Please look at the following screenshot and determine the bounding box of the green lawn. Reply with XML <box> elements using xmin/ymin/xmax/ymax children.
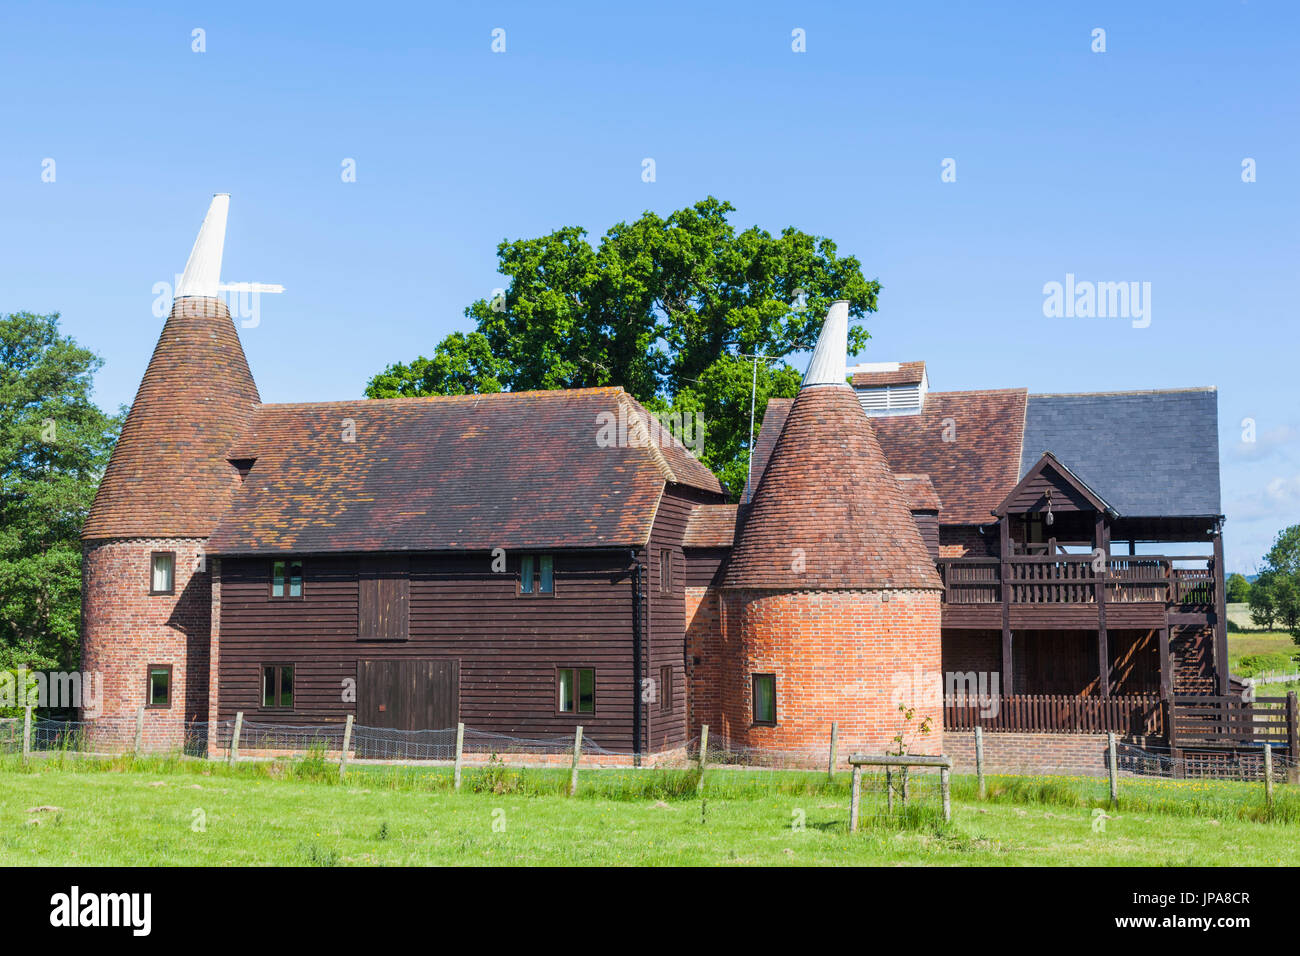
<box><xmin>1</xmin><ymin>756</ymin><xmax>1297</xmax><ymax>866</ymax></box>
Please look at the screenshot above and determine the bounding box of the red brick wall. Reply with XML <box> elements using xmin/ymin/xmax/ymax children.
<box><xmin>684</xmin><ymin>586</ymin><xmax>721</xmax><ymax>739</ymax></box>
<box><xmin>717</xmin><ymin>588</ymin><xmax>943</xmax><ymax>756</ymax></box>
<box><xmin>81</xmin><ymin>537</ymin><xmax>210</xmax><ymax>747</ymax></box>
<box><xmin>944</xmin><ymin>730</ymin><xmax>1159</xmax><ymax>776</ymax></box>
<box><xmin>939</xmin><ymin>524</ymin><xmax>997</xmax><ymax>559</ymax></box>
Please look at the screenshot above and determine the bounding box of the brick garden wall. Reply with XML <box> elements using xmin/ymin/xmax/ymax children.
<box><xmin>945</xmin><ymin>730</ymin><xmax>1144</xmax><ymax>776</ymax></box>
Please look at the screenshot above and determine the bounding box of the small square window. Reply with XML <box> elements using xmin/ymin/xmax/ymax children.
<box><xmin>147</xmin><ymin>665</ymin><xmax>171</xmax><ymax>708</ymax></box>
<box><xmin>271</xmin><ymin>560</ymin><xmax>303</xmax><ymax>599</ymax></box>
<box><xmin>557</xmin><ymin>667</ymin><xmax>595</xmax><ymax>714</ymax></box>
<box><xmin>150</xmin><ymin>552</ymin><xmax>175</xmax><ymax>595</ymax></box>
<box><xmin>752</xmin><ymin>673</ymin><xmax>776</xmax><ymax>726</ymax></box>
<box><xmin>262</xmin><ymin>664</ymin><xmax>295</xmax><ymax>709</ymax></box>
<box><xmin>659</xmin><ymin>664</ymin><xmax>672</xmax><ymax>713</ymax></box>
<box><xmin>520</xmin><ymin>554</ymin><xmax>555</xmax><ymax>595</ymax></box>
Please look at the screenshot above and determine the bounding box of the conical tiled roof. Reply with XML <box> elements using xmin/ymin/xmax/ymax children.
<box><xmin>82</xmin><ymin>296</ymin><xmax>261</xmax><ymax>539</ymax></box>
<box><xmin>722</xmin><ymin>304</ymin><xmax>941</xmax><ymax>590</ymax></box>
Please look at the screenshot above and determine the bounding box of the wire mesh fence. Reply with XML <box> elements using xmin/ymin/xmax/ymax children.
<box><xmin>1</xmin><ymin>715</ymin><xmax>1296</xmax><ymax>787</ymax></box>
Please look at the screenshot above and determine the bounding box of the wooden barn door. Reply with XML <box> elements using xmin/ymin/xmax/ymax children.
<box><xmin>356</xmin><ymin>660</ymin><xmax>459</xmax><ymax>756</ymax></box>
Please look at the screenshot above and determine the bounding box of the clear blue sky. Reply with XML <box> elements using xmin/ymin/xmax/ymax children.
<box><xmin>3</xmin><ymin>0</ymin><xmax>1296</xmax><ymax>572</ymax></box>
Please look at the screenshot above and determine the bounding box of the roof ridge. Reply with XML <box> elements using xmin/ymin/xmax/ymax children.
<box><xmin>258</xmin><ymin>386</ymin><xmax>628</xmax><ymax>410</ymax></box>
<box><xmin>1029</xmin><ymin>387</ymin><xmax>1216</xmax><ymax>398</ymax></box>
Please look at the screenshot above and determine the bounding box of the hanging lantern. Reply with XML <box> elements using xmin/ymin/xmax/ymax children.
<box><xmin>1044</xmin><ymin>490</ymin><xmax>1054</xmax><ymax>527</ymax></box>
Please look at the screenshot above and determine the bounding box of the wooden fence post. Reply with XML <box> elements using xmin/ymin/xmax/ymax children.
<box><xmin>848</xmin><ymin>764</ymin><xmax>862</xmax><ymax>833</ymax></box>
<box><xmin>569</xmin><ymin>725</ymin><xmax>583</xmax><ymax>797</ymax></box>
<box><xmin>1263</xmin><ymin>743</ymin><xmax>1274</xmax><ymax>809</ymax></box>
<box><xmin>885</xmin><ymin>769</ymin><xmax>893</xmax><ymax>812</ymax></box>
<box><xmin>1287</xmin><ymin>692</ymin><xmax>1299</xmax><ymax>786</ymax></box>
<box><xmin>827</xmin><ymin>721</ymin><xmax>838</xmax><ymax>781</ymax></box>
<box><xmin>696</xmin><ymin>724</ymin><xmax>709</xmax><ymax>794</ymax></box>
<box><xmin>339</xmin><ymin>715</ymin><xmax>354</xmax><ymax>781</ymax></box>
<box><xmin>453</xmin><ymin>722</ymin><xmax>465</xmax><ymax>791</ymax></box>
<box><xmin>974</xmin><ymin>726</ymin><xmax>986</xmax><ymax>799</ymax></box>
<box><xmin>940</xmin><ymin>764</ymin><xmax>951</xmax><ymax>823</ymax></box>
<box><xmin>22</xmin><ymin>706</ymin><xmax>32</xmax><ymax>760</ymax></box>
<box><xmin>229</xmin><ymin>711</ymin><xmax>243</xmax><ymax>766</ymax></box>
<box><xmin>1108</xmin><ymin>732</ymin><xmax>1119</xmax><ymax>808</ymax></box>
<box><xmin>134</xmin><ymin>705</ymin><xmax>145</xmax><ymax>755</ymax></box>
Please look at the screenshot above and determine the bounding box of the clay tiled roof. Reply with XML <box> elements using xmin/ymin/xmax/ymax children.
<box><xmin>872</xmin><ymin>389</ymin><xmax>1026</xmax><ymax>524</ymax></box>
<box><xmin>683</xmin><ymin>504</ymin><xmax>739</xmax><ymax>548</ymax></box>
<box><xmin>83</xmin><ymin>298</ymin><xmax>261</xmax><ymax>539</ymax></box>
<box><xmin>895</xmin><ymin>473</ymin><xmax>941</xmax><ymax>512</ymax></box>
<box><xmin>206</xmin><ymin>388</ymin><xmax>721</xmax><ymax>554</ymax></box>
<box><xmin>850</xmin><ymin>361</ymin><xmax>926</xmax><ymax>388</ymax></box>
<box><xmin>749</xmin><ymin>388</ymin><xmax>1026</xmax><ymax>525</ymax></box>
<box><xmin>722</xmin><ymin>385</ymin><xmax>941</xmax><ymax>590</ymax></box>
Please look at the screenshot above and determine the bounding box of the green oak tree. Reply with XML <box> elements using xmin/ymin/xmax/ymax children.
<box><xmin>366</xmin><ymin>197</ymin><xmax>878</xmax><ymax>497</ymax></box>
<box><xmin>0</xmin><ymin>312</ymin><xmax>121</xmax><ymax>670</ymax></box>
<box><xmin>1248</xmin><ymin>525</ymin><xmax>1300</xmax><ymax>641</ymax></box>
<box><xmin>1225</xmin><ymin>572</ymin><xmax>1251</xmax><ymax>604</ymax></box>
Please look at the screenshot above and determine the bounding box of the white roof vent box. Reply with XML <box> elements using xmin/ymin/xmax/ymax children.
<box><xmin>847</xmin><ymin>360</ymin><xmax>928</xmax><ymax>417</ymax></box>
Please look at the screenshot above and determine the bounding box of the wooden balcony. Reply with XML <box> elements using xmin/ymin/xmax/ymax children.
<box><xmin>937</xmin><ymin>554</ymin><xmax>1216</xmax><ymax>608</ymax></box>
<box><xmin>944</xmin><ymin>693</ymin><xmax>1164</xmax><ymax>736</ymax></box>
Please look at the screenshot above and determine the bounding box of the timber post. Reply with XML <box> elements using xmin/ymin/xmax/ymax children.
<box><xmin>974</xmin><ymin>726</ymin><xmax>986</xmax><ymax>799</ymax></box>
<box><xmin>696</xmin><ymin>724</ymin><xmax>709</xmax><ymax>794</ymax></box>
<box><xmin>230</xmin><ymin>711</ymin><xmax>243</xmax><ymax>766</ymax></box>
<box><xmin>827</xmin><ymin>721</ymin><xmax>838</xmax><ymax>781</ymax></box>
<box><xmin>569</xmin><ymin>725</ymin><xmax>583</xmax><ymax>797</ymax></box>
<box><xmin>339</xmin><ymin>714</ymin><xmax>354</xmax><ymax>780</ymax></box>
<box><xmin>1287</xmin><ymin>692</ymin><xmax>1299</xmax><ymax>786</ymax></box>
<box><xmin>453</xmin><ymin>721</ymin><xmax>465</xmax><ymax>790</ymax></box>
<box><xmin>1107</xmin><ymin>732</ymin><xmax>1119</xmax><ymax>807</ymax></box>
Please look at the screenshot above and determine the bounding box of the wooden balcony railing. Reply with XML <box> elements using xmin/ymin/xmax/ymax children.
<box><xmin>944</xmin><ymin>693</ymin><xmax>1164</xmax><ymax>736</ymax></box>
<box><xmin>937</xmin><ymin>555</ymin><xmax>1216</xmax><ymax>607</ymax></box>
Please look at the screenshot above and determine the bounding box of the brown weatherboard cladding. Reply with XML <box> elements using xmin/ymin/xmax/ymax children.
<box><xmin>207</xmin><ymin>387</ymin><xmax>720</xmax><ymax>555</ymax></box>
<box><xmin>83</xmin><ymin>298</ymin><xmax>261</xmax><ymax>540</ymax></box>
<box><xmin>723</xmin><ymin>385</ymin><xmax>941</xmax><ymax>591</ymax></box>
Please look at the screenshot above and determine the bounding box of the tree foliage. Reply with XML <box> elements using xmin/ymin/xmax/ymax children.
<box><xmin>366</xmin><ymin>197</ymin><xmax>878</xmax><ymax>497</ymax></box>
<box><xmin>1248</xmin><ymin>525</ymin><xmax>1300</xmax><ymax>641</ymax></box>
<box><xmin>0</xmin><ymin>313</ymin><xmax>121</xmax><ymax>670</ymax></box>
<box><xmin>1225</xmin><ymin>572</ymin><xmax>1251</xmax><ymax>604</ymax></box>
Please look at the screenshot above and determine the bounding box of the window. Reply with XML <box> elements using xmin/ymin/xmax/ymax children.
<box><xmin>557</xmin><ymin>667</ymin><xmax>595</xmax><ymax>714</ymax></box>
<box><xmin>147</xmin><ymin>665</ymin><xmax>171</xmax><ymax>708</ymax></box>
<box><xmin>659</xmin><ymin>664</ymin><xmax>672</xmax><ymax>713</ymax></box>
<box><xmin>271</xmin><ymin>559</ymin><xmax>304</xmax><ymax>599</ymax></box>
<box><xmin>520</xmin><ymin>554</ymin><xmax>555</xmax><ymax>595</ymax></box>
<box><xmin>262</xmin><ymin>664</ymin><xmax>295</xmax><ymax>709</ymax></box>
<box><xmin>150</xmin><ymin>552</ymin><xmax>175</xmax><ymax>595</ymax></box>
<box><xmin>659</xmin><ymin>548</ymin><xmax>672</xmax><ymax>594</ymax></box>
<box><xmin>752</xmin><ymin>673</ymin><xmax>776</xmax><ymax>726</ymax></box>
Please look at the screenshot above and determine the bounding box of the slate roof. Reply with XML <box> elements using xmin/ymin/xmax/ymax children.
<box><xmin>1021</xmin><ymin>389</ymin><xmax>1221</xmax><ymax>517</ymax></box>
<box><xmin>749</xmin><ymin>389</ymin><xmax>1027</xmax><ymax>525</ymax></box>
<box><xmin>206</xmin><ymin>387</ymin><xmax>722</xmax><ymax>554</ymax></box>
<box><xmin>83</xmin><ymin>298</ymin><xmax>261</xmax><ymax>540</ymax></box>
<box><xmin>723</xmin><ymin>385</ymin><xmax>941</xmax><ymax>590</ymax></box>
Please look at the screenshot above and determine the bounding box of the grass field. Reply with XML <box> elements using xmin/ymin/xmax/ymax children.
<box><xmin>1227</xmin><ymin>624</ymin><xmax>1299</xmax><ymax>695</ymax></box>
<box><xmin>2</xmin><ymin>754</ymin><xmax>1298</xmax><ymax>866</ymax></box>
